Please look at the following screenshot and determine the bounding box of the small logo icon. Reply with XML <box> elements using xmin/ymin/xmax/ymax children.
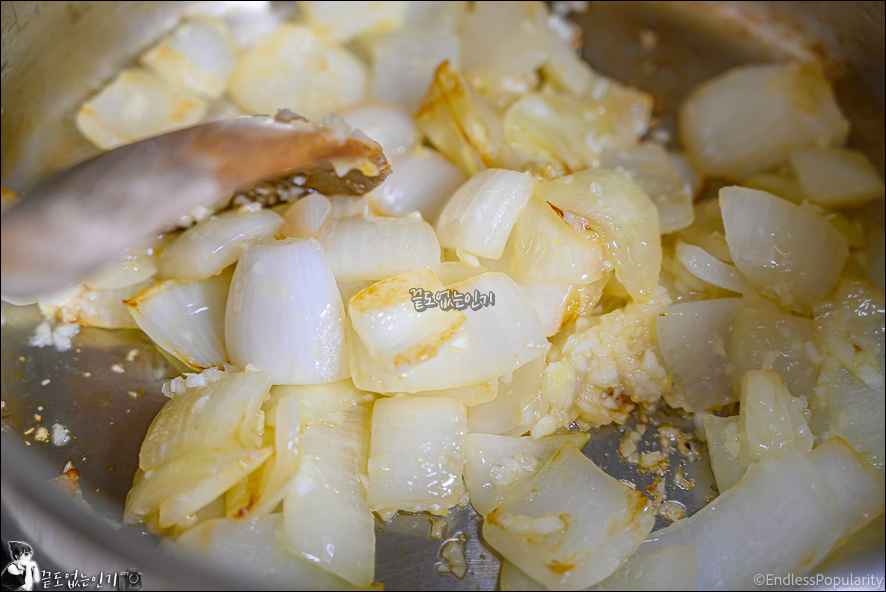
<box><xmin>117</xmin><ymin>568</ymin><xmax>143</xmax><ymax>591</ymax></box>
<box><xmin>1</xmin><ymin>541</ymin><xmax>39</xmax><ymax>591</ymax></box>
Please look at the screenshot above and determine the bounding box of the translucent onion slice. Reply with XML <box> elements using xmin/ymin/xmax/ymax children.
<box><xmin>720</xmin><ymin>186</ymin><xmax>849</xmax><ymax>312</ymax></box>
<box><xmin>656</xmin><ymin>298</ymin><xmax>743</xmax><ymax>411</ymax></box>
<box><xmin>139</xmin><ymin>368</ymin><xmax>271</xmax><ymax>471</ymax></box>
<box><xmin>509</xmin><ymin>198</ymin><xmax>609</xmax><ymax>285</ymax></box>
<box><xmin>679</xmin><ymin>62</ymin><xmax>849</xmax><ymax>180</ymax></box>
<box><xmin>140</xmin><ymin>16</ymin><xmax>238</xmax><ymax>100</ymax></box>
<box><xmin>467</xmin><ymin>352</ymin><xmax>547</xmax><ymax>436</ymax></box>
<box><xmin>436</xmin><ymin>261</ymin><xmax>485</xmax><ymax>286</ymax></box>
<box><xmin>283</xmin><ymin>194</ymin><xmax>331</xmax><ymax>239</ymax></box>
<box><xmin>173</xmin><ymin>514</ymin><xmax>377</xmax><ymax>590</ymax></box>
<box><xmin>738</xmin><ymin>370</ymin><xmax>813</xmax><ymax>466</ymax></box>
<box><xmin>517</xmin><ymin>281</ymin><xmax>575</xmax><ymax>338</ymax></box>
<box><xmin>639</xmin><ymin>448</ymin><xmax>842</xmax><ymax>590</ymax></box>
<box><xmin>284</xmin><ymin>402</ymin><xmax>374</xmax><ymax>587</ymax></box>
<box><xmin>368</xmin><ymin>148</ymin><xmax>466</xmax><ymax>220</ymax></box>
<box><xmin>225</xmin><ymin>238</ymin><xmax>349</xmax><ymax>385</ymax></box>
<box><xmin>436</xmin><ymin>169</ymin><xmax>536</xmax><ymax>259</ymax></box>
<box><xmin>125</xmin><ymin>272</ymin><xmax>231</xmax><ymax>370</ymax></box>
<box><xmin>389</xmin><ymin>381</ymin><xmax>498</xmax><ymax>407</ymax></box>
<box><xmin>370</xmin><ymin>30</ymin><xmax>461</xmax><ymax>113</ymax></box>
<box><xmin>701</xmin><ymin>414</ymin><xmax>743</xmax><ymax>493</ymax></box>
<box><xmin>536</xmin><ymin>169</ymin><xmax>661</xmax><ymax>301</ymax></box>
<box><xmin>83</xmin><ymin>247</ymin><xmax>158</xmax><ymax>290</ymax></box>
<box><xmin>349</xmin><ymin>272</ymin><xmax>548</xmax><ymax>393</ymax></box>
<box><xmin>787</xmin><ymin>147</ymin><xmax>885</xmax><ymax>207</ymax></box>
<box><xmin>464</xmin><ymin>432</ymin><xmax>589</xmax><ymax>516</ymax></box>
<box><xmin>814</xmin><ymin>281</ymin><xmax>885</xmax><ymax>394</ymax></box>
<box><xmin>459</xmin><ymin>1</ymin><xmax>547</xmax><ymax>90</ymax></box>
<box><xmin>501</xmin><ymin>85</ymin><xmax>653</xmax><ymax>176</ymax></box>
<box><xmin>227</xmin><ymin>25</ymin><xmax>367</xmax><ymax>120</ymax></box>
<box><xmin>415</xmin><ymin>61</ymin><xmax>500</xmax><ymax>176</ymax></box>
<box><xmin>76</xmin><ymin>69</ymin><xmax>208</xmax><ymax>150</ymax></box>
<box><xmin>499</xmin><ymin>545</ymin><xmax>698</xmax><ymax>592</ymax></box>
<box><xmin>537</xmin><ymin>11</ymin><xmax>596</xmax><ymax>99</ymax></box>
<box><xmin>808</xmin><ymin>437</ymin><xmax>886</xmax><ymax>537</ymax></box>
<box><xmin>366</xmin><ymin>396</ymin><xmax>467</xmax><ymax>521</ymax></box>
<box><xmin>815</xmin><ymin>358</ymin><xmax>884</xmax><ymax>475</ymax></box>
<box><xmin>319</xmin><ymin>216</ymin><xmax>441</xmax><ymax>282</ymax></box>
<box><xmin>601</xmin><ymin>144</ymin><xmax>694</xmax><ymax>234</ymax></box>
<box><xmin>266</xmin><ymin>380</ymin><xmax>373</xmax><ymax>429</ymax></box>
<box><xmin>159</xmin><ymin>208</ymin><xmax>283</xmax><ymax>282</ymax></box>
<box><xmin>676</xmin><ymin>199</ymin><xmax>733</xmax><ymax>263</ymax></box>
<box><xmin>328</xmin><ymin>196</ymin><xmax>370</xmax><ymax>219</ymax></box>
<box><xmin>730</xmin><ymin>306</ymin><xmax>817</xmax><ymax>399</ymax></box>
<box><xmin>483</xmin><ymin>441</ymin><xmax>654</xmax><ymax>590</ymax></box>
<box><xmin>125</xmin><ymin>446</ymin><xmax>272</xmax><ymax>530</ymax></box>
<box><xmin>340</xmin><ymin>102</ymin><xmax>422</xmax><ymax>165</ymax></box>
<box><xmin>249</xmin><ymin>393</ymin><xmax>300</xmax><ymax>516</ymax></box>
<box><xmin>741</xmin><ymin>171</ymin><xmax>806</xmax><ymax>204</ymax></box>
<box><xmin>668</xmin><ymin>152</ymin><xmax>703</xmax><ymax>200</ymax></box>
<box><xmin>337</xmin><ymin>280</ymin><xmax>373</xmax><ymax>311</ymax></box>
<box><xmin>674</xmin><ymin>240</ymin><xmax>751</xmax><ymax>295</ymax></box>
<box><xmin>298</xmin><ymin>0</ymin><xmax>406</xmax><ymax>42</ymax></box>
<box><xmin>349</xmin><ymin>269</ymin><xmax>466</xmax><ymax>372</ymax></box>
<box><xmin>59</xmin><ymin>281</ymin><xmax>154</xmax><ymax>329</ymax></box>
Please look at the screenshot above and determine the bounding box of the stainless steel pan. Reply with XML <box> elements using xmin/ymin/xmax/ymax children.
<box><xmin>2</xmin><ymin>2</ymin><xmax>884</xmax><ymax>590</ymax></box>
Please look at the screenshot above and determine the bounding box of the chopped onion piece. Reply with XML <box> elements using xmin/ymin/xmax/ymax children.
<box><xmin>657</xmin><ymin>298</ymin><xmax>743</xmax><ymax>410</ymax></box>
<box><xmin>141</xmin><ymin>16</ymin><xmax>238</xmax><ymax>99</ymax></box>
<box><xmin>319</xmin><ymin>216</ymin><xmax>441</xmax><ymax>282</ymax></box>
<box><xmin>808</xmin><ymin>437</ymin><xmax>885</xmax><ymax>537</ymax></box>
<box><xmin>738</xmin><ymin>370</ymin><xmax>813</xmax><ymax>465</ymax></box>
<box><xmin>298</xmin><ymin>0</ymin><xmax>406</xmax><ymax>42</ymax></box>
<box><xmin>139</xmin><ymin>368</ymin><xmax>271</xmax><ymax>470</ymax></box>
<box><xmin>679</xmin><ymin>62</ymin><xmax>849</xmax><ymax>180</ymax></box>
<box><xmin>464</xmin><ymin>432</ymin><xmax>589</xmax><ymax>516</ymax></box>
<box><xmin>720</xmin><ymin>186</ymin><xmax>848</xmax><ymax>312</ymax></box>
<box><xmin>509</xmin><ymin>198</ymin><xmax>609</xmax><ymax>285</ymax></box>
<box><xmin>349</xmin><ymin>269</ymin><xmax>466</xmax><ymax>371</ymax></box>
<box><xmin>225</xmin><ymin>238</ymin><xmax>348</xmax><ymax>385</ymax></box>
<box><xmin>283</xmin><ymin>194</ymin><xmax>331</xmax><ymax>239</ymax></box>
<box><xmin>730</xmin><ymin>306</ymin><xmax>817</xmax><ymax>399</ymax></box>
<box><xmin>536</xmin><ymin>169</ymin><xmax>661</xmax><ymax>300</ymax></box>
<box><xmin>601</xmin><ymin>144</ymin><xmax>694</xmax><ymax>234</ymax></box>
<box><xmin>459</xmin><ymin>1</ymin><xmax>547</xmax><ymax>97</ymax></box>
<box><xmin>668</xmin><ymin>152</ymin><xmax>703</xmax><ymax>200</ymax></box>
<box><xmin>674</xmin><ymin>241</ymin><xmax>750</xmax><ymax>295</ymax></box>
<box><xmin>468</xmin><ymin>353</ymin><xmax>547</xmax><ymax>436</ymax></box>
<box><xmin>483</xmin><ymin>441</ymin><xmax>654</xmax><ymax>590</ymax></box>
<box><xmin>499</xmin><ymin>545</ymin><xmax>698</xmax><ymax>592</ymax></box>
<box><xmin>436</xmin><ymin>169</ymin><xmax>536</xmax><ymax>259</ymax></box>
<box><xmin>701</xmin><ymin>414</ymin><xmax>743</xmax><ymax>493</ymax></box>
<box><xmin>349</xmin><ymin>272</ymin><xmax>548</xmax><ymax>393</ymax></box>
<box><xmin>328</xmin><ymin>196</ymin><xmax>370</xmax><ymax>219</ymax></box>
<box><xmin>676</xmin><ymin>199</ymin><xmax>733</xmax><ymax>263</ymax></box>
<box><xmin>249</xmin><ymin>393</ymin><xmax>300</xmax><ymax>516</ymax></box>
<box><xmin>266</xmin><ymin>380</ymin><xmax>373</xmax><ymax>429</ymax></box>
<box><xmin>159</xmin><ymin>208</ymin><xmax>283</xmax><ymax>282</ymax></box>
<box><xmin>227</xmin><ymin>25</ymin><xmax>366</xmax><ymax>120</ymax></box>
<box><xmin>416</xmin><ymin>61</ymin><xmax>500</xmax><ymax>176</ymax></box>
<box><xmin>125</xmin><ymin>272</ymin><xmax>231</xmax><ymax>370</ymax></box>
<box><xmin>76</xmin><ymin>69</ymin><xmax>208</xmax><ymax>149</ymax></box>
<box><xmin>284</xmin><ymin>402</ymin><xmax>374</xmax><ymax>587</ymax></box>
<box><xmin>60</xmin><ymin>281</ymin><xmax>154</xmax><ymax>329</ymax></box>
<box><xmin>125</xmin><ymin>447</ymin><xmax>272</xmax><ymax>530</ymax></box>
<box><xmin>741</xmin><ymin>171</ymin><xmax>806</xmax><ymax>204</ymax></box>
<box><xmin>340</xmin><ymin>102</ymin><xmax>422</xmax><ymax>165</ymax></box>
<box><xmin>173</xmin><ymin>514</ymin><xmax>373</xmax><ymax>590</ymax></box>
<box><xmin>367</xmin><ymin>396</ymin><xmax>467</xmax><ymax>520</ymax></box>
<box><xmin>639</xmin><ymin>448</ymin><xmax>842</xmax><ymax>590</ymax></box>
<box><xmin>517</xmin><ymin>281</ymin><xmax>575</xmax><ymax>338</ymax></box>
<box><xmin>337</xmin><ymin>280</ymin><xmax>373</xmax><ymax>310</ymax></box>
<box><xmin>389</xmin><ymin>381</ymin><xmax>498</xmax><ymax>407</ymax></box>
<box><xmin>436</xmin><ymin>261</ymin><xmax>485</xmax><ymax>286</ymax></box>
<box><xmin>368</xmin><ymin>148</ymin><xmax>466</xmax><ymax>220</ymax></box>
<box><xmin>83</xmin><ymin>247</ymin><xmax>158</xmax><ymax>290</ymax></box>
<box><xmin>787</xmin><ymin>148</ymin><xmax>885</xmax><ymax>206</ymax></box>
<box><xmin>403</xmin><ymin>1</ymin><xmax>466</xmax><ymax>32</ymax></box>
<box><xmin>370</xmin><ymin>30</ymin><xmax>461</xmax><ymax>113</ymax></box>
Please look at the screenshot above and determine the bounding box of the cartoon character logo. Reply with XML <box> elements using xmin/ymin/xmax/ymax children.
<box><xmin>1</xmin><ymin>542</ymin><xmax>39</xmax><ymax>591</ymax></box>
